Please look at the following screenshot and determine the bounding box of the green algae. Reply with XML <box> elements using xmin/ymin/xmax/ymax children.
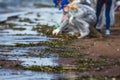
<box><xmin>25</xmin><ymin>65</ymin><xmax>89</xmax><ymax>73</ymax></box>
<box><xmin>34</xmin><ymin>4</ymin><xmax>54</xmax><ymax>8</ymax></box>
<box><xmin>32</xmin><ymin>24</ymin><xmax>78</xmax><ymax>39</ymax></box>
<box><xmin>12</xmin><ymin>27</ymin><xmax>26</xmax><ymax>31</ymax></box>
<box><xmin>15</xmin><ymin>40</ymin><xmax>66</xmax><ymax>47</ymax></box>
<box><xmin>0</xmin><ymin>22</ymin><xmax>16</xmax><ymax>29</ymax></box>
<box><xmin>31</xmin><ymin>25</ymin><xmax>81</xmax><ymax>58</ymax></box>
<box><xmin>75</xmin><ymin>76</ymin><xmax>118</xmax><ymax>80</ymax></box>
<box><xmin>43</xmin><ymin>47</ymin><xmax>85</xmax><ymax>58</ymax></box>
<box><xmin>77</xmin><ymin>57</ymin><xmax>120</xmax><ymax>71</ymax></box>
<box><xmin>19</xmin><ymin>18</ymin><xmax>34</xmax><ymax>23</ymax></box>
<box><xmin>24</xmin><ymin>57</ymin><xmax>117</xmax><ymax>72</ymax></box>
<box><xmin>15</xmin><ymin>41</ymin><xmax>85</xmax><ymax>58</ymax></box>
<box><xmin>77</xmin><ymin>58</ymin><xmax>105</xmax><ymax>71</ymax></box>
<box><xmin>57</xmin><ymin>76</ymin><xmax>118</xmax><ymax>80</ymax></box>
<box><xmin>25</xmin><ymin>66</ymin><xmax>65</xmax><ymax>73</ymax></box>
<box><xmin>7</xmin><ymin>23</ymin><xmax>16</xmax><ymax>28</ymax></box>
<box><xmin>0</xmin><ymin>16</ymin><xmax>119</xmax><ymax>76</ymax></box>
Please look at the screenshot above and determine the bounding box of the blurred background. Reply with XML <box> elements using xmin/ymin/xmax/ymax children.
<box><xmin>0</xmin><ymin>0</ymin><xmax>53</xmax><ymax>13</ymax></box>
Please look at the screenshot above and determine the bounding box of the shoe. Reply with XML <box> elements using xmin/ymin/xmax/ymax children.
<box><xmin>105</xmin><ymin>29</ymin><xmax>110</xmax><ymax>35</ymax></box>
<box><xmin>78</xmin><ymin>32</ymin><xmax>89</xmax><ymax>39</ymax></box>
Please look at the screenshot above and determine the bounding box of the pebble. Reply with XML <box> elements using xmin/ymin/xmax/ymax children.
<box><xmin>112</xmin><ymin>78</ymin><xmax>116</xmax><ymax>80</ymax></box>
<box><xmin>117</xmin><ymin>49</ymin><xmax>120</xmax><ymax>51</ymax></box>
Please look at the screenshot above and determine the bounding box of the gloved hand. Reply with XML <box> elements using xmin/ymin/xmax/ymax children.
<box><xmin>52</xmin><ymin>28</ymin><xmax>61</xmax><ymax>35</ymax></box>
<box><xmin>55</xmin><ymin>23</ymin><xmax>60</xmax><ymax>28</ymax></box>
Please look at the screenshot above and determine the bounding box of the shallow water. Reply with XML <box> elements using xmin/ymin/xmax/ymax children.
<box><xmin>0</xmin><ymin>46</ymin><xmax>59</xmax><ymax>66</ymax></box>
<box><xmin>0</xmin><ymin>69</ymin><xmax>63</xmax><ymax>80</ymax></box>
<box><xmin>0</xmin><ymin>69</ymin><xmax>116</xmax><ymax>80</ymax></box>
<box><xmin>0</xmin><ymin>5</ymin><xmax>119</xmax><ymax>80</ymax></box>
<box><xmin>0</xmin><ymin>7</ymin><xmax>63</xmax><ymax>67</ymax></box>
<box><xmin>9</xmin><ymin>56</ymin><xmax>58</xmax><ymax>66</ymax></box>
<box><xmin>0</xmin><ymin>0</ymin><xmax>54</xmax><ymax>14</ymax></box>
<box><xmin>0</xmin><ymin>8</ymin><xmax>62</xmax><ymax>46</ymax></box>
<box><xmin>0</xmin><ymin>35</ymin><xmax>50</xmax><ymax>45</ymax></box>
<box><xmin>0</xmin><ymin>69</ymin><xmax>90</xmax><ymax>80</ymax></box>
<box><xmin>0</xmin><ymin>1</ymin><xmax>89</xmax><ymax>80</ymax></box>
<box><xmin>0</xmin><ymin>8</ymin><xmax>64</xmax><ymax>69</ymax></box>
<box><xmin>0</xmin><ymin>46</ymin><xmax>46</xmax><ymax>56</ymax></box>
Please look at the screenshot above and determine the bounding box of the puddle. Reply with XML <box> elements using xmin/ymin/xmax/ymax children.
<box><xmin>8</xmin><ymin>56</ymin><xmax>58</xmax><ymax>66</ymax></box>
<box><xmin>0</xmin><ymin>8</ymin><xmax>63</xmax><ymax>46</ymax></box>
<box><xmin>1</xmin><ymin>29</ymin><xmax>38</xmax><ymax>35</ymax></box>
<box><xmin>0</xmin><ymin>46</ymin><xmax>58</xmax><ymax>67</ymax></box>
<box><xmin>0</xmin><ymin>69</ymin><xmax>82</xmax><ymax>80</ymax></box>
<box><xmin>0</xmin><ymin>52</ymin><xmax>59</xmax><ymax>67</ymax></box>
<box><xmin>0</xmin><ymin>35</ymin><xmax>50</xmax><ymax>45</ymax></box>
<box><xmin>0</xmin><ymin>69</ymin><xmax>62</xmax><ymax>80</ymax></box>
<box><xmin>0</xmin><ymin>69</ymin><xmax>117</xmax><ymax>80</ymax></box>
<box><xmin>0</xmin><ymin>46</ymin><xmax>47</xmax><ymax>56</ymax></box>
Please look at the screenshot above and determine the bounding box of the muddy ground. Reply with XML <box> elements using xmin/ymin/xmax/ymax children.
<box><xmin>0</xmin><ymin>11</ymin><xmax>120</xmax><ymax>79</ymax></box>
<box><xmin>59</xmin><ymin>12</ymin><xmax>120</xmax><ymax>76</ymax></box>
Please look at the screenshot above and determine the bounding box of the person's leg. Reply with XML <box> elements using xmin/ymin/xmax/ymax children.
<box><xmin>96</xmin><ymin>0</ymin><xmax>104</xmax><ymax>23</ymax></box>
<box><xmin>73</xmin><ymin>19</ymin><xmax>90</xmax><ymax>38</ymax></box>
<box><xmin>95</xmin><ymin>0</ymin><xmax>104</xmax><ymax>32</ymax></box>
<box><xmin>96</xmin><ymin>4</ymin><xmax>106</xmax><ymax>30</ymax></box>
<box><xmin>110</xmin><ymin>0</ymin><xmax>116</xmax><ymax>26</ymax></box>
<box><xmin>105</xmin><ymin>0</ymin><xmax>112</xmax><ymax>35</ymax></box>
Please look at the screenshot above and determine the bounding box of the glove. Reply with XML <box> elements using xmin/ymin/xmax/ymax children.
<box><xmin>55</xmin><ymin>23</ymin><xmax>60</xmax><ymax>28</ymax></box>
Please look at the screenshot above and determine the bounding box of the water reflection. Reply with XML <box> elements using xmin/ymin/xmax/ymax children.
<box><xmin>0</xmin><ymin>35</ymin><xmax>50</xmax><ymax>45</ymax></box>
<box><xmin>0</xmin><ymin>8</ymin><xmax>62</xmax><ymax>45</ymax></box>
<box><xmin>8</xmin><ymin>56</ymin><xmax>58</xmax><ymax>66</ymax></box>
<box><xmin>0</xmin><ymin>69</ymin><xmax>60</xmax><ymax>80</ymax></box>
<box><xmin>0</xmin><ymin>0</ymin><xmax>54</xmax><ymax>13</ymax></box>
<box><xmin>0</xmin><ymin>69</ymin><xmax>117</xmax><ymax>80</ymax></box>
<box><xmin>0</xmin><ymin>46</ymin><xmax>58</xmax><ymax>66</ymax></box>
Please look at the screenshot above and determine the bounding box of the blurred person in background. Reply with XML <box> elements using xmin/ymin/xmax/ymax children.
<box><xmin>95</xmin><ymin>0</ymin><xmax>118</xmax><ymax>35</ymax></box>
